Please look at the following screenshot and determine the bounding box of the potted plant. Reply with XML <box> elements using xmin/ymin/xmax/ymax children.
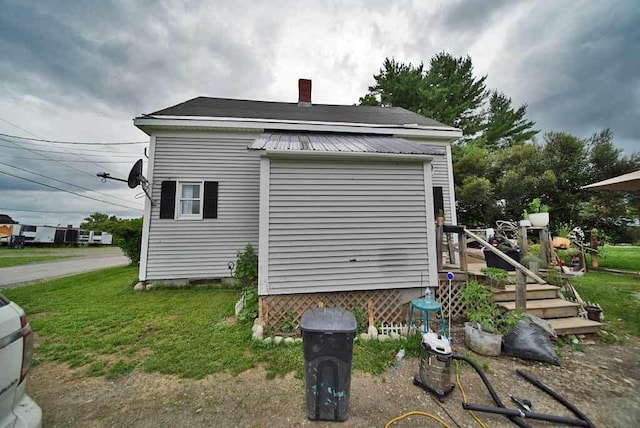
<box><xmin>528</xmin><ymin>198</ymin><xmax>549</xmax><ymax>227</ymax></box>
<box><xmin>552</xmin><ymin>223</ymin><xmax>571</xmax><ymax>249</ymax></box>
<box><xmin>459</xmin><ymin>281</ymin><xmax>523</xmax><ymax>356</ymax></box>
<box><xmin>584</xmin><ymin>301</ymin><xmax>602</xmax><ymax>322</ymax></box>
<box><xmin>480</xmin><ymin>267</ymin><xmax>510</xmax><ymax>290</ymax></box>
<box><xmin>520</xmin><ymin>253</ymin><xmax>541</xmax><ymax>273</ymax></box>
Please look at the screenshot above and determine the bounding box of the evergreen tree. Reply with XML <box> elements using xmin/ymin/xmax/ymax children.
<box><xmin>482</xmin><ymin>90</ymin><xmax>538</xmax><ymax>149</ymax></box>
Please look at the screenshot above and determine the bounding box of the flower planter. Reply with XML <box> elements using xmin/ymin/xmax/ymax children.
<box><xmin>464</xmin><ymin>322</ymin><xmax>502</xmax><ymax>356</ymax></box>
<box><xmin>528</xmin><ymin>212</ymin><xmax>549</xmax><ymax>227</ymax></box>
<box><xmin>552</xmin><ymin>236</ymin><xmax>571</xmax><ymax>249</ymax></box>
<box><xmin>585</xmin><ymin>306</ymin><xmax>602</xmax><ymax>322</ymax></box>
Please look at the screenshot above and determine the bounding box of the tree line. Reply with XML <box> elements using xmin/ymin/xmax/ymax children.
<box><xmin>360</xmin><ymin>53</ymin><xmax>640</xmax><ymax>242</ymax></box>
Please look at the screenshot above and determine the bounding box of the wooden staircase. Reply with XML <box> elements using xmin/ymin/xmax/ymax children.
<box><xmin>439</xmin><ymin>225</ymin><xmax>602</xmax><ymax>336</ymax></box>
<box><xmin>494</xmin><ymin>283</ymin><xmax>602</xmax><ymax>335</ymax></box>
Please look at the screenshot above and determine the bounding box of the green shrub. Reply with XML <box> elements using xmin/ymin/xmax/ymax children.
<box><xmin>235</xmin><ymin>244</ymin><xmax>258</xmax><ymax>287</ymax></box>
<box><xmin>459</xmin><ymin>280</ymin><xmax>523</xmax><ymax>335</ymax></box>
<box><xmin>113</xmin><ymin>218</ymin><xmax>143</xmax><ymax>264</ymax></box>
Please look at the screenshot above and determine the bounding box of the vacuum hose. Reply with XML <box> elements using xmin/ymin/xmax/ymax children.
<box><xmin>452</xmin><ymin>353</ymin><xmax>531</xmax><ymax>428</ymax></box>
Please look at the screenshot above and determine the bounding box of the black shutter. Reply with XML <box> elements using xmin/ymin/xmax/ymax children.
<box><xmin>203</xmin><ymin>181</ymin><xmax>218</xmax><ymax>219</ymax></box>
<box><xmin>160</xmin><ymin>181</ymin><xmax>176</xmax><ymax>219</ymax></box>
<box><xmin>433</xmin><ymin>186</ymin><xmax>444</xmax><ymax>217</ymax></box>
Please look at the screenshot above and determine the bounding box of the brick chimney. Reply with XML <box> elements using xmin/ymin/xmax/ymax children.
<box><xmin>298</xmin><ymin>78</ymin><xmax>312</xmax><ymax>106</ymax></box>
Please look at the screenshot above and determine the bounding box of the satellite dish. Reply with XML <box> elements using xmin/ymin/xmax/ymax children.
<box><xmin>127</xmin><ymin>159</ymin><xmax>143</xmax><ymax>189</ymax></box>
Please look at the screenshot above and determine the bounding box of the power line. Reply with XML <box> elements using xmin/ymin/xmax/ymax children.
<box><xmin>0</xmin><ymin>160</ymin><xmax>140</xmax><ymax>206</ymax></box>
<box><xmin>0</xmin><ymin>143</ymin><xmax>140</xmax><ymax>158</ymax></box>
<box><xmin>0</xmin><ymin>131</ymin><xmax>148</xmax><ymax>145</ymax></box>
<box><xmin>0</xmin><ymin>135</ymin><xmax>119</xmax><ymax>181</ymax></box>
<box><xmin>0</xmin><ymin>169</ymin><xmax>143</xmax><ymax>211</ymax></box>
<box><xmin>0</xmin><ymin>207</ymin><xmax>137</xmax><ymax>215</ymax></box>
<box><xmin>2</xmin><ymin>155</ymin><xmax>134</xmax><ymax>164</ymax></box>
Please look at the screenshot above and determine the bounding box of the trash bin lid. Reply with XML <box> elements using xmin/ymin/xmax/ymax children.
<box><xmin>300</xmin><ymin>308</ymin><xmax>357</xmax><ymax>333</ymax></box>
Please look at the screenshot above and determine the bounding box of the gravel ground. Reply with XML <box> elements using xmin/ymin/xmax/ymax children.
<box><xmin>28</xmin><ymin>331</ymin><xmax>639</xmax><ymax>428</ymax></box>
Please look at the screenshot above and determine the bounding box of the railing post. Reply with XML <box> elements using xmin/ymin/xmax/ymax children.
<box><xmin>515</xmin><ymin>270</ymin><xmax>527</xmax><ymax>310</ymax></box>
<box><xmin>458</xmin><ymin>232</ymin><xmax>467</xmax><ymax>271</ymax></box>
<box><xmin>518</xmin><ymin>226</ymin><xmax>528</xmax><ymax>257</ymax></box>
<box><xmin>436</xmin><ymin>223</ymin><xmax>443</xmax><ymax>271</ymax></box>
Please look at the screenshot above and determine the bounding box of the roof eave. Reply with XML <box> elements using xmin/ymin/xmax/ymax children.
<box><xmin>133</xmin><ymin>115</ymin><xmax>463</xmax><ymax>140</ymax></box>
<box><xmin>252</xmin><ymin>149</ymin><xmax>435</xmax><ymax>162</ymax></box>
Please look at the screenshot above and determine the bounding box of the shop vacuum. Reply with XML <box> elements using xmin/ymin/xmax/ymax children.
<box><xmin>412</xmin><ymin>331</ymin><xmax>595</xmax><ymax>427</ymax></box>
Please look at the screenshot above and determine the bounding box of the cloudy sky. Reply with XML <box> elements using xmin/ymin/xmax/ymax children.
<box><xmin>0</xmin><ymin>0</ymin><xmax>638</xmax><ymax>227</ymax></box>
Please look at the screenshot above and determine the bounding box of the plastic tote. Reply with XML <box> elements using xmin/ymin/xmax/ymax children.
<box><xmin>300</xmin><ymin>308</ymin><xmax>357</xmax><ymax>421</ymax></box>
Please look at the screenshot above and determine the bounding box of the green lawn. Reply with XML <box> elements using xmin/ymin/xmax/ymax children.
<box><xmin>0</xmin><ymin>255</ymin><xmax>75</xmax><ymax>268</ymax></box>
<box><xmin>571</xmin><ymin>271</ymin><xmax>640</xmax><ymax>336</ymax></box>
<box><xmin>586</xmin><ymin>245</ymin><xmax>640</xmax><ymax>272</ymax></box>
<box><xmin>3</xmin><ymin>266</ymin><xmax>410</xmax><ymax>379</ymax></box>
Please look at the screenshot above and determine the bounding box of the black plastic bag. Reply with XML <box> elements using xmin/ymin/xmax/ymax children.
<box><xmin>502</xmin><ymin>320</ymin><xmax>561</xmax><ymax>366</ymax></box>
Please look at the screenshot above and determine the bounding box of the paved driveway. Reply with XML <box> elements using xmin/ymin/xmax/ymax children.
<box><xmin>0</xmin><ymin>247</ymin><xmax>130</xmax><ymax>288</ymax></box>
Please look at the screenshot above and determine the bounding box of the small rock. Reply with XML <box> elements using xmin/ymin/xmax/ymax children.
<box><xmin>195</xmin><ymin>408</ymin><xmax>203</xmax><ymax>413</ymax></box>
<box><xmin>613</xmin><ymin>358</ymin><xmax>623</xmax><ymax>364</ymax></box>
<box><xmin>599</xmin><ymin>365</ymin><xmax>609</xmax><ymax>370</ymax></box>
<box><xmin>252</xmin><ymin>325</ymin><xmax>263</xmax><ymax>341</ymax></box>
<box><xmin>623</xmin><ymin>379</ymin><xmax>634</xmax><ymax>386</ymax></box>
<box><xmin>582</xmin><ymin>340</ymin><xmax>596</xmax><ymax>345</ymax></box>
<box><xmin>284</xmin><ymin>337</ymin><xmax>294</xmax><ymax>345</ymax></box>
<box><xmin>274</xmin><ymin>336</ymin><xmax>283</xmax><ymax>345</ymax></box>
<box><xmin>378</xmin><ymin>334</ymin><xmax>390</xmax><ymax>342</ymax></box>
<box><xmin>577</xmin><ymin>334</ymin><xmax>586</xmax><ymax>339</ymax></box>
<box><xmin>390</xmin><ymin>332</ymin><xmax>400</xmax><ymax>340</ymax></box>
<box><xmin>263</xmin><ymin>337</ymin><xmax>273</xmax><ymax>345</ymax></box>
<box><xmin>368</xmin><ymin>325</ymin><xmax>378</xmax><ymax>339</ymax></box>
<box><xmin>573</xmin><ymin>351</ymin><xmax>585</xmax><ymax>357</ymax></box>
<box><xmin>294</xmin><ymin>338</ymin><xmax>303</xmax><ymax>343</ymax></box>
<box><xmin>145</xmin><ymin>283</ymin><xmax>155</xmax><ymax>291</ymax></box>
<box><xmin>360</xmin><ymin>333</ymin><xmax>371</xmax><ymax>341</ymax></box>
<box><xmin>133</xmin><ymin>282</ymin><xmax>146</xmax><ymax>291</ymax></box>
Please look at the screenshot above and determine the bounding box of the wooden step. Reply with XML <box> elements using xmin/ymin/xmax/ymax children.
<box><xmin>500</xmin><ymin>299</ymin><xmax>580</xmax><ymax>319</ymax></box>
<box><xmin>493</xmin><ymin>284</ymin><xmax>560</xmax><ymax>302</ymax></box>
<box><xmin>548</xmin><ymin>317</ymin><xmax>602</xmax><ymax>335</ymax></box>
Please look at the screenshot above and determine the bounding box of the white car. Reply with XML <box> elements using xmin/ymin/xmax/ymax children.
<box><xmin>0</xmin><ymin>294</ymin><xmax>42</xmax><ymax>428</ymax></box>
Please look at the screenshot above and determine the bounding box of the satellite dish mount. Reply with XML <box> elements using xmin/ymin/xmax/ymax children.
<box><xmin>97</xmin><ymin>159</ymin><xmax>153</xmax><ymax>204</ymax></box>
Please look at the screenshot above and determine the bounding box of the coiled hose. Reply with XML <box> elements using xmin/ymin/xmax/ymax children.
<box><xmin>451</xmin><ymin>353</ymin><xmax>531</xmax><ymax>428</ymax></box>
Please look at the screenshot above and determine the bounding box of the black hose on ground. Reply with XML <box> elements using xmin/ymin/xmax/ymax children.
<box><xmin>452</xmin><ymin>353</ymin><xmax>531</xmax><ymax>428</ymax></box>
<box><xmin>516</xmin><ymin>370</ymin><xmax>595</xmax><ymax>428</ymax></box>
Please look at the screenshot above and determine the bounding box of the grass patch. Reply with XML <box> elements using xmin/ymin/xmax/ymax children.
<box><xmin>571</xmin><ymin>271</ymin><xmax>640</xmax><ymax>336</ymax></box>
<box><xmin>4</xmin><ymin>266</ymin><xmax>409</xmax><ymax>379</ymax></box>
<box><xmin>0</xmin><ymin>255</ymin><xmax>75</xmax><ymax>267</ymax></box>
<box><xmin>585</xmin><ymin>245</ymin><xmax>640</xmax><ymax>271</ymax></box>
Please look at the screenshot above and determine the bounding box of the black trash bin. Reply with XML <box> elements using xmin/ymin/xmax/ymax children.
<box><xmin>300</xmin><ymin>307</ymin><xmax>357</xmax><ymax>422</ymax></box>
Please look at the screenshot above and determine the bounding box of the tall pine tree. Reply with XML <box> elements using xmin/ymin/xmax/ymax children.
<box><xmin>481</xmin><ymin>90</ymin><xmax>538</xmax><ymax>149</ymax></box>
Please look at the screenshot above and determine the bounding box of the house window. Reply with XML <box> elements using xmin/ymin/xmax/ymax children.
<box><xmin>159</xmin><ymin>180</ymin><xmax>218</xmax><ymax>220</ymax></box>
<box><xmin>177</xmin><ymin>182</ymin><xmax>203</xmax><ymax>219</ymax></box>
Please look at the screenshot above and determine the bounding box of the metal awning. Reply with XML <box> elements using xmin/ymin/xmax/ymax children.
<box><xmin>581</xmin><ymin>170</ymin><xmax>640</xmax><ymax>191</ymax></box>
<box><xmin>248</xmin><ymin>132</ymin><xmax>446</xmax><ymax>155</ymax></box>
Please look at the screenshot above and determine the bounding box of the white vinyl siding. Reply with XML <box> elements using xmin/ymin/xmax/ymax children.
<box><xmin>144</xmin><ymin>135</ymin><xmax>260</xmax><ymax>280</ymax></box>
<box><xmin>266</xmin><ymin>159</ymin><xmax>430</xmax><ymax>294</ymax></box>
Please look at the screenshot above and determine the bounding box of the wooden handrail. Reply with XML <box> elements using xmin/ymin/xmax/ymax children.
<box><xmin>463</xmin><ymin>228</ymin><xmax>546</xmax><ymax>284</ymax></box>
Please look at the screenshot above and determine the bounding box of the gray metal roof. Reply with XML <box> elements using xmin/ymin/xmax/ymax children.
<box><xmin>146</xmin><ymin>97</ymin><xmax>451</xmax><ymax>129</ymax></box>
<box><xmin>248</xmin><ymin>133</ymin><xmax>446</xmax><ymax>155</ymax></box>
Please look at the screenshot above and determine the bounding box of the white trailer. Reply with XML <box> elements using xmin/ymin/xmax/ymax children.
<box><xmin>34</xmin><ymin>226</ymin><xmax>56</xmax><ymax>244</ymax></box>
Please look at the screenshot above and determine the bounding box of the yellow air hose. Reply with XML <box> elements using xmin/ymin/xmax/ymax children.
<box><xmin>385</xmin><ymin>410</ymin><xmax>451</xmax><ymax>428</ymax></box>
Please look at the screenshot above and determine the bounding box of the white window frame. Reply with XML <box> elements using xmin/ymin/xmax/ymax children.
<box><xmin>176</xmin><ymin>181</ymin><xmax>204</xmax><ymax>220</ymax></box>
